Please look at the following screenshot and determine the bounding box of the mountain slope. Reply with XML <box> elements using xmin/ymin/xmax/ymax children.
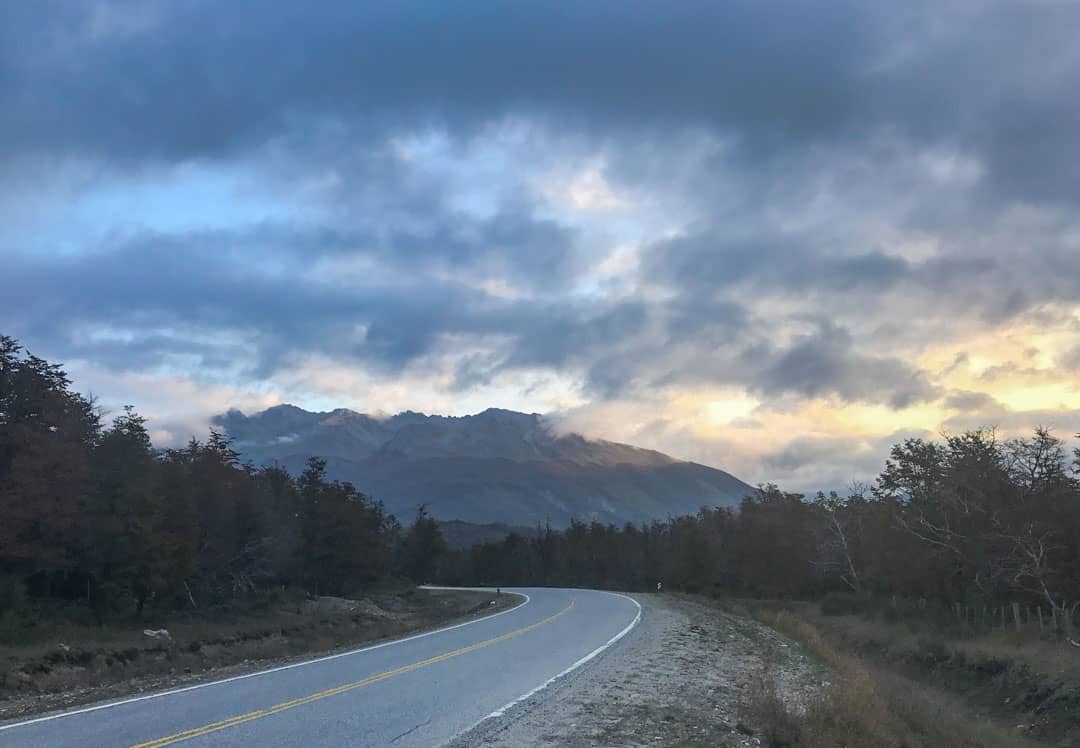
<box><xmin>214</xmin><ymin>405</ymin><xmax>754</xmax><ymax>527</ymax></box>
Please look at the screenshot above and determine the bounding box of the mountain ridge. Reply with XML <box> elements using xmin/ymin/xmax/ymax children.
<box><xmin>214</xmin><ymin>404</ymin><xmax>754</xmax><ymax>527</ymax></box>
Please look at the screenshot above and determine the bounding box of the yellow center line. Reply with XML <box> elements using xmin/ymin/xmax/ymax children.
<box><xmin>130</xmin><ymin>599</ymin><xmax>575</xmax><ymax>748</ymax></box>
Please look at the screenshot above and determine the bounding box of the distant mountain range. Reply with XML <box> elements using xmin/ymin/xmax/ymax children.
<box><xmin>214</xmin><ymin>405</ymin><xmax>754</xmax><ymax>527</ymax></box>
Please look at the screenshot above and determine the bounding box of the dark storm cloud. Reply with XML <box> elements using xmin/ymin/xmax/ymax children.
<box><xmin>6</xmin><ymin>1</ymin><xmax>1080</xmax><ymax>206</ymax></box>
<box><xmin>647</xmin><ymin>233</ymin><xmax>1006</xmax><ymax>300</ymax></box>
<box><xmin>751</xmin><ymin>321</ymin><xmax>939</xmax><ymax>408</ymax></box>
<box><xmin>496</xmin><ymin>302</ymin><xmax>933</xmax><ymax>408</ymax></box>
<box><xmin>976</xmin><ymin>362</ymin><xmax>1045</xmax><ymax>383</ymax></box>
<box><xmin>441</xmin><ymin>299</ymin><xmax>673</xmax><ymax>396</ymax></box>
<box><xmin>390</xmin><ymin>209</ymin><xmax>575</xmax><ymax>286</ymax></box>
<box><xmin>6</xmin><ymin>216</ymin><xmax>938</xmax><ymax>408</ymax></box>
<box><xmin>940</xmin><ymin>353</ymin><xmax>970</xmax><ymax>377</ymax></box>
<box><xmin>0</xmin><ymin>1</ymin><xmax>878</xmax><ymax>166</ymax></box>
<box><xmin>3</xmin><ymin>198</ymin><xmax>669</xmax><ymax>392</ymax></box>
<box><xmin>4</xmin><ymin>0</ymin><xmax>1080</xmax><ymax>431</ymax></box>
<box><xmin>502</xmin><ymin>303</ymin><xmax>651</xmax><ymax>371</ymax></box>
<box><xmin>0</xmin><ymin>214</ymin><xmax>573</xmax><ymax>375</ymax></box>
<box><xmin>944</xmin><ymin>390</ymin><xmax>1001</xmax><ymax>412</ymax></box>
<box><xmin>650</xmin><ymin>236</ymin><xmax>911</xmax><ymax>294</ymax></box>
<box><xmin>489</xmin><ymin>295</ymin><xmax>753</xmax><ymax>399</ymax></box>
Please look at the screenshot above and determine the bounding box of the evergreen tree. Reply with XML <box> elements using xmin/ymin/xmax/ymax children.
<box><xmin>400</xmin><ymin>506</ymin><xmax>447</xmax><ymax>584</ymax></box>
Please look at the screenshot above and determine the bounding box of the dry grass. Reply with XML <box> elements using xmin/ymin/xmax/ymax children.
<box><xmin>743</xmin><ymin>609</ymin><xmax>1040</xmax><ymax>748</ymax></box>
<box><xmin>0</xmin><ymin>588</ymin><xmax>511</xmax><ymax>720</ymax></box>
<box><xmin>802</xmin><ymin>606</ymin><xmax>1080</xmax><ymax>683</ymax></box>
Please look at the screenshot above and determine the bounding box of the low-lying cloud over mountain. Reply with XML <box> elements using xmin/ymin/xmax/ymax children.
<box><xmin>216</xmin><ymin>405</ymin><xmax>753</xmax><ymax>527</ymax></box>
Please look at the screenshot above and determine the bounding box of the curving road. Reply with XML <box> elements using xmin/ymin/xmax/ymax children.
<box><xmin>0</xmin><ymin>588</ymin><xmax>641</xmax><ymax>747</ymax></box>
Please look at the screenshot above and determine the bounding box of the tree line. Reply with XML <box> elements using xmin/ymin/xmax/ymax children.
<box><xmin>0</xmin><ymin>336</ymin><xmax>445</xmax><ymax>622</ymax></box>
<box><xmin>440</xmin><ymin>430</ymin><xmax>1080</xmax><ymax>625</ymax></box>
<box><xmin>5</xmin><ymin>333</ymin><xmax>1079</xmax><ymax>627</ymax></box>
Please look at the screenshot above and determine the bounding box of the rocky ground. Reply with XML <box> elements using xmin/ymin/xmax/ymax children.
<box><xmin>454</xmin><ymin>593</ymin><xmax>826</xmax><ymax>747</ymax></box>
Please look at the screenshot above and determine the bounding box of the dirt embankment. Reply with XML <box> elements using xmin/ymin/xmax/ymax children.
<box><xmin>797</xmin><ymin>608</ymin><xmax>1080</xmax><ymax>746</ymax></box>
<box><xmin>0</xmin><ymin>587</ymin><xmax>514</xmax><ymax>722</ymax></box>
<box><xmin>457</xmin><ymin>593</ymin><xmax>824</xmax><ymax>747</ymax></box>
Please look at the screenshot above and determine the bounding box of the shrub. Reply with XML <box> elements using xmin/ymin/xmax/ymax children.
<box><xmin>819</xmin><ymin>592</ymin><xmax>869</xmax><ymax>617</ymax></box>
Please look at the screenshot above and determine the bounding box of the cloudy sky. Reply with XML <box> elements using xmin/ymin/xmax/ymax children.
<box><xmin>4</xmin><ymin>1</ymin><xmax>1080</xmax><ymax>491</ymax></box>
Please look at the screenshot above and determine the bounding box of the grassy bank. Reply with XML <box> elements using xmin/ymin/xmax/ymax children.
<box><xmin>0</xmin><ymin>585</ymin><xmax>513</xmax><ymax>720</ymax></box>
<box><xmin>736</xmin><ymin>598</ymin><xmax>1080</xmax><ymax>747</ymax></box>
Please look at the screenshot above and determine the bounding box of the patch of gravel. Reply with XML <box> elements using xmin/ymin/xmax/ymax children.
<box><xmin>452</xmin><ymin>594</ymin><xmax>825</xmax><ymax>747</ymax></box>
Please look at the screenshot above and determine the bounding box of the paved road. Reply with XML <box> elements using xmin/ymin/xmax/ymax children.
<box><xmin>0</xmin><ymin>588</ymin><xmax>640</xmax><ymax>747</ymax></box>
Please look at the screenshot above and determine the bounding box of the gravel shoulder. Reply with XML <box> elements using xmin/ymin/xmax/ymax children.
<box><xmin>452</xmin><ymin>593</ymin><xmax>825</xmax><ymax>747</ymax></box>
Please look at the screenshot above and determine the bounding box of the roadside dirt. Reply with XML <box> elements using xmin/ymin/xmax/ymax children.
<box><xmin>801</xmin><ymin>608</ymin><xmax>1080</xmax><ymax>746</ymax></box>
<box><xmin>455</xmin><ymin>593</ymin><xmax>825</xmax><ymax>747</ymax></box>
<box><xmin>0</xmin><ymin>588</ymin><xmax>516</xmax><ymax>722</ymax></box>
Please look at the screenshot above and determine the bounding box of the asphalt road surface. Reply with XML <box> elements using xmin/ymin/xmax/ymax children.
<box><xmin>0</xmin><ymin>588</ymin><xmax>641</xmax><ymax>747</ymax></box>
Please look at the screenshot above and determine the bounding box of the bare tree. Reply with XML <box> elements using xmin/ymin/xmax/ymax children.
<box><xmin>814</xmin><ymin>488</ymin><xmax>865</xmax><ymax>593</ymax></box>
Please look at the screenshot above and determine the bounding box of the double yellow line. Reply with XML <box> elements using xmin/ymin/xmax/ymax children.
<box><xmin>132</xmin><ymin>600</ymin><xmax>574</xmax><ymax>747</ymax></box>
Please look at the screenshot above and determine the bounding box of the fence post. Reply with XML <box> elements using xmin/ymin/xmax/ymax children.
<box><xmin>1012</xmin><ymin>602</ymin><xmax>1022</xmax><ymax>632</ymax></box>
<box><xmin>1037</xmin><ymin>607</ymin><xmax>1044</xmax><ymax>631</ymax></box>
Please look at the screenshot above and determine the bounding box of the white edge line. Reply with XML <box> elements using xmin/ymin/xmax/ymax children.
<box><xmin>0</xmin><ymin>589</ymin><xmax>530</xmax><ymax>732</ymax></box>
<box><xmin>452</xmin><ymin>589</ymin><xmax>642</xmax><ymax>740</ymax></box>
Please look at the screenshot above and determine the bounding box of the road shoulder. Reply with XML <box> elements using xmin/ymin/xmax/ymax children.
<box><xmin>452</xmin><ymin>593</ymin><xmax>824</xmax><ymax>747</ymax></box>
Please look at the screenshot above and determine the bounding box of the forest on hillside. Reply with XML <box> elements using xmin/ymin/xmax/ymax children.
<box><xmin>440</xmin><ymin>431</ymin><xmax>1080</xmax><ymax>630</ymax></box>
<box><xmin>3</xmin><ymin>334</ymin><xmax>1080</xmax><ymax>635</ymax></box>
<box><xmin>0</xmin><ymin>336</ymin><xmax>444</xmax><ymax>627</ymax></box>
